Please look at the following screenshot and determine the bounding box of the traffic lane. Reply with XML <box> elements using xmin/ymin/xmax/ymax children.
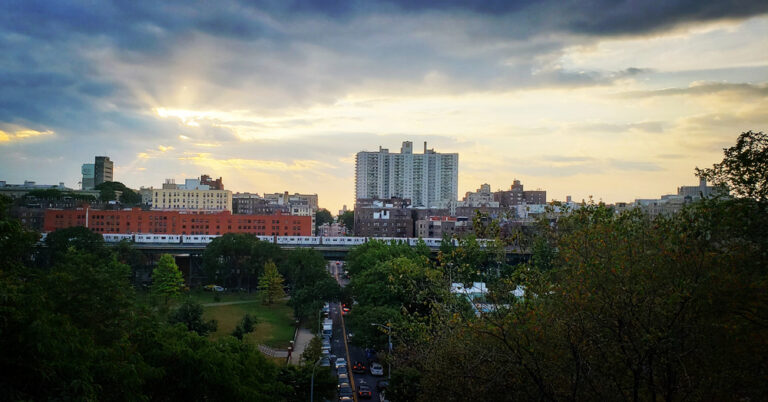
<box><xmin>334</xmin><ymin>288</ymin><xmax>381</xmax><ymax>397</ymax></box>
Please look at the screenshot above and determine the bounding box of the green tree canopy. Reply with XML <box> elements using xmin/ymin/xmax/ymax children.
<box><xmin>152</xmin><ymin>254</ymin><xmax>185</xmax><ymax>305</ymax></box>
<box><xmin>696</xmin><ymin>130</ymin><xmax>767</xmax><ymax>201</ymax></box>
<box><xmin>169</xmin><ymin>299</ymin><xmax>218</xmax><ymax>336</ymax></box>
<box><xmin>315</xmin><ymin>208</ymin><xmax>333</xmax><ymax>230</ymax></box>
<box><xmin>339</xmin><ymin>210</ymin><xmax>354</xmax><ymax>233</ymax></box>
<box><xmin>94</xmin><ymin>181</ymin><xmax>142</xmax><ymax>205</ymax></box>
<box><xmin>258</xmin><ymin>260</ymin><xmax>286</xmax><ymax>305</ymax></box>
<box><xmin>202</xmin><ymin>233</ymin><xmax>284</xmax><ymax>290</ymax></box>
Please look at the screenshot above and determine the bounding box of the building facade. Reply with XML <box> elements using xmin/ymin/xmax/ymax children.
<box><xmin>232</xmin><ymin>193</ymin><xmax>289</xmax><ymax>215</ymax></box>
<box><xmin>494</xmin><ymin>180</ymin><xmax>546</xmax><ymax>206</ymax></box>
<box><xmin>94</xmin><ymin>156</ymin><xmax>113</xmax><ymax>186</ymax></box>
<box><xmin>44</xmin><ymin>208</ymin><xmax>311</xmax><ymax>236</ymax></box>
<box><xmin>81</xmin><ymin>164</ymin><xmax>95</xmax><ymax>190</ymax></box>
<box><xmin>353</xmin><ymin>198</ymin><xmax>414</xmax><ymax>237</ymax></box>
<box><xmin>150</xmin><ymin>188</ymin><xmax>232</xmax><ymax>211</ymax></box>
<box><xmin>355</xmin><ymin>141</ymin><xmax>458</xmax><ymax>208</ymax></box>
<box><xmin>200</xmin><ymin>174</ymin><xmax>224</xmax><ymax>190</ymax></box>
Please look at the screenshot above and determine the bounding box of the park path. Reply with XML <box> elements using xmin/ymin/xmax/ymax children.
<box><xmin>289</xmin><ymin>327</ymin><xmax>314</xmax><ymax>364</ymax></box>
<box><xmin>201</xmin><ymin>300</ymin><xmax>261</xmax><ymax>307</ymax></box>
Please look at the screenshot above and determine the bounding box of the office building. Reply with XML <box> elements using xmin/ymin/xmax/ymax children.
<box><xmin>94</xmin><ymin>156</ymin><xmax>113</xmax><ymax>186</ymax></box>
<box><xmin>355</xmin><ymin>141</ymin><xmax>458</xmax><ymax>208</ymax></box>
<box><xmin>81</xmin><ymin>164</ymin><xmax>95</xmax><ymax>190</ymax></box>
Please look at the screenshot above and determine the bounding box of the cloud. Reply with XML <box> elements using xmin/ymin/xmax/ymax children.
<box><xmin>617</xmin><ymin>82</ymin><xmax>768</xmax><ymax>99</ymax></box>
<box><xmin>0</xmin><ymin>127</ymin><xmax>54</xmax><ymax>144</ymax></box>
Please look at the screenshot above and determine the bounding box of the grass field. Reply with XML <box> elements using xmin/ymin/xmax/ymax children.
<box><xmin>137</xmin><ymin>290</ymin><xmax>296</xmax><ymax>349</ymax></box>
<box><xmin>201</xmin><ymin>297</ymin><xmax>296</xmax><ymax>349</ymax></box>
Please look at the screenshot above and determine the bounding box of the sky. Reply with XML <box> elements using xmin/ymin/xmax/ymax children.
<box><xmin>1</xmin><ymin>0</ymin><xmax>767</xmax><ymax>213</ymax></box>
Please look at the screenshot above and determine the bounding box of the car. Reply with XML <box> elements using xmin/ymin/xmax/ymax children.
<box><xmin>338</xmin><ymin>385</ymin><xmax>354</xmax><ymax>398</ymax></box>
<box><xmin>320</xmin><ymin>357</ymin><xmax>331</xmax><ymax>367</ymax></box>
<box><xmin>334</xmin><ymin>358</ymin><xmax>347</xmax><ymax>369</ymax></box>
<box><xmin>203</xmin><ymin>284</ymin><xmax>225</xmax><ymax>292</ymax></box>
<box><xmin>336</xmin><ymin>365</ymin><xmax>347</xmax><ymax>375</ymax></box>
<box><xmin>369</xmin><ymin>362</ymin><xmax>384</xmax><ymax>376</ymax></box>
<box><xmin>337</xmin><ymin>373</ymin><xmax>349</xmax><ymax>384</ymax></box>
<box><xmin>342</xmin><ymin>306</ymin><xmax>350</xmax><ymax>315</ymax></box>
<box><xmin>358</xmin><ymin>384</ymin><xmax>373</xmax><ymax>399</ymax></box>
<box><xmin>338</xmin><ymin>380</ymin><xmax>350</xmax><ymax>390</ymax></box>
<box><xmin>376</xmin><ymin>379</ymin><xmax>389</xmax><ymax>392</ymax></box>
<box><xmin>339</xmin><ymin>396</ymin><xmax>354</xmax><ymax>402</ymax></box>
<box><xmin>351</xmin><ymin>361</ymin><xmax>366</xmax><ymax>374</ymax></box>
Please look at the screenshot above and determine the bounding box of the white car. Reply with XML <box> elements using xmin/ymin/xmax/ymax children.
<box><xmin>369</xmin><ymin>362</ymin><xmax>384</xmax><ymax>376</ymax></box>
<box><xmin>334</xmin><ymin>358</ymin><xmax>347</xmax><ymax>369</ymax></box>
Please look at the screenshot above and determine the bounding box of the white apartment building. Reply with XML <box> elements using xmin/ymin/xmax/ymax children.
<box><xmin>355</xmin><ymin>141</ymin><xmax>458</xmax><ymax>208</ymax></box>
<box><xmin>150</xmin><ymin>185</ymin><xmax>232</xmax><ymax>211</ymax></box>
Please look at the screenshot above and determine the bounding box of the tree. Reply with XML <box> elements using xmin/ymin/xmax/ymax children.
<box><xmin>301</xmin><ymin>336</ymin><xmax>323</xmax><ymax>364</ymax></box>
<box><xmin>202</xmin><ymin>233</ymin><xmax>284</xmax><ymax>290</ymax></box>
<box><xmin>340</xmin><ymin>210</ymin><xmax>354</xmax><ymax>234</ymax></box>
<box><xmin>258</xmin><ymin>260</ymin><xmax>285</xmax><ymax>305</ymax></box>
<box><xmin>315</xmin><ymin>208</ymin><xmax>333</xmax><ymax>230</ymax></box>
<box><xmin>152</xmin><ymin>254</ymin><xmax>184</xmax><ymax>305</ymax></box>
<box><xmin>94</xmin><ymin>181</ymin><xmax>142</xmax><ymax>205</ymax></box>
<box><xmin>44</xmin><ymin>226</ymin><xmax>108</xmax><ymax>262</ymax></box>
<box><xmin>169</xmin><ymin>300</ymin><xmax>218</xmax><ymax>336</ymax></box>
<box><xmin>696</xmin><ymin>130</ymin><xmax>768</xmax><ymax>201</ymax></box>
<box><xmin>231</xmin><ymin>313</ymin><xmax>257</xmax><ymax>340</ymax></box>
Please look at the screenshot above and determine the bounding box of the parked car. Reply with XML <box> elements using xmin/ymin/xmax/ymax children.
<box><xmin>320</xmin><ymin>357</ymin><xmax>330</xmax><ymax>367</ymax></box>
<box><xmin>369</xmin><ymin>362</ymin><xmax>384</xmax><ymax>376</ymax></box>
<box><xmin>336</xmin><ymin>365</ymin><xmax>347</xmax><ymax>375</ymax></box>
<box><xmin>203</xmin><ymin>284</ymin><xmax>224</xmax><ymax>292</ymax></box>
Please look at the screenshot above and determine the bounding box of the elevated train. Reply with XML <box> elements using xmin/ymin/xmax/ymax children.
<box><xmin>94</xmin><ymin>233</ymin><xmax>493</xmax><ymax>247</ymax></box>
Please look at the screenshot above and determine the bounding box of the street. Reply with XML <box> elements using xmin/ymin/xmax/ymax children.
<box><xmin>328</xmin><ymin>261</ymin><xmax>386</xmax><ymax>402</ymax></box>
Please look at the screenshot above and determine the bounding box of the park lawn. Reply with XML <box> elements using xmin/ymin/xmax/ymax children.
<box><xmin>186</xmin><ymin>289</ymin><xmax>258</xmax><ymax>304</ymax></box>
<box><xmin>203</xmin><ymin>300</ymin><xmax>295</xmax><ymax>349</ymax></box>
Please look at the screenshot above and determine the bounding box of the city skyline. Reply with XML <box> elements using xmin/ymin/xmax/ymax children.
<box><xmin>1</xmin><ymin>1</ymin><xmax>767</xmax><ymax>213</ymax></box>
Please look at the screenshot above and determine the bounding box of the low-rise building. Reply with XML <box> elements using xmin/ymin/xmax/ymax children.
<box><xmin>43</xmin><ymin>208</ymin><xmax>311</xmax><ymax>236</ymax></box>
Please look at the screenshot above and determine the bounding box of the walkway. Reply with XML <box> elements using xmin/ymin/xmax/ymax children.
<box><xmin>201</xmin><ymin>300</ymin><xmax>260</xmax><ymax>307</ymax></box>
<box><xmin>289</xmin><ymin>327</ymin><xmax>315</xmax><ymax>364</ymax></box>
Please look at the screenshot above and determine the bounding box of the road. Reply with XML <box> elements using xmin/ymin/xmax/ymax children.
<box><xmin>328</xmin><ymin>261</ymin><xmax>386</xmax><ymax>402</ymax></box>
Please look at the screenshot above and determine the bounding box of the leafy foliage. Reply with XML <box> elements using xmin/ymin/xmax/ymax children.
<box><xmin>169</xmin><ymin>299</ymin><xmax>218</xmax><ymax>336</ymax></box>
<box><xmin>696</xmin><ymin>130</ymin><xmax>767</xmax><ymax>201</ymax></box>
<box><xmin>231</xmin><ymin>313</ymin><xmax>258</xmax><ymax>340</ymax></box>
<box><xmin>258</xmin><ymin>260</ymin><xmax>286</xmax><ymax>305</ymax></box>
<box><xmin>152</xmin><ymin>254</ymin><xmax>185</xmax><ymax>304</ymax></box>
<box><xmin>339</xmin><ymin>209</ymin><xmax>354</xmax><ymax>233</ymax></box>
<box><xmin>202</xmin><ymin>233</ymin><xmax>284</xmax><ymax>290</ymax></box>
<box><xmin>94</xmin><ymin>181</ymin><xmax>142</xmax><ymax>205</ymax></box>
<box><xmin>315</xmin><ymin>208</ymin><xmax>333</xmax><ymax>230</ymax></box>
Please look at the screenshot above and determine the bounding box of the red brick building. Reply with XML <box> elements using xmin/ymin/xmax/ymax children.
<box><xmin>43</xmin><ymin>207</ymin><xmax>311</xmax><ymax>236</ymax></box>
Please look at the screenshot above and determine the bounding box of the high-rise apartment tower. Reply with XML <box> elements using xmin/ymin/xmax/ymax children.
<box><xmin>355</xmin><ymin>141</ymin><xmax>458</xmax><ymax>208</ymax></box>
<box><xmin>94</xmin><ymin>156</ymin><xmax>113</xmax><ymax>186</ymax></box>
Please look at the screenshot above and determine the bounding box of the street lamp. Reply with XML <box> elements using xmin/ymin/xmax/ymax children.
<box><xmin>310</xmin><ymin>357</ymin><xmax>322</xmax><ymax>402</ymax></box>
<box><xmin>371</xmin><ymin>323</ymin><xmax>392</xmax><ymax>380</ymax></box>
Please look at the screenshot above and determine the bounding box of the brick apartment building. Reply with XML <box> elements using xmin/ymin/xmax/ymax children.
<box><xmin>44</xmin><ymin>208</ymin><xmax>311</xmax><ymax>236</ymax></box>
